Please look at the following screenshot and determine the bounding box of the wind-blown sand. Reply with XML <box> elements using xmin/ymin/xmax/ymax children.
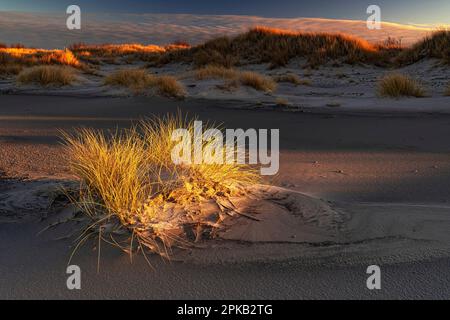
<box><xmin>1</xmin><ymin>95</ymin><xmax>449</xmax><ymax>299</ymax></box>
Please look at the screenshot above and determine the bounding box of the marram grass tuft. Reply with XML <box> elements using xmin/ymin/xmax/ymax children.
<box><xmin>62</xmin><ymin>114</ymin><xmax>260</xmax><ymax>263</ymax></box>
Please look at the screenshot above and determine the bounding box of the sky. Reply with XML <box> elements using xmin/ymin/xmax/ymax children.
<box><xmin>0</xmin><ymin>0</ymin><xmax>449</xmax><ymax>25</ymax></box>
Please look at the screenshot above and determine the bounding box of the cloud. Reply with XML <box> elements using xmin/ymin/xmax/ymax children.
<box><xmin>0</xmin><ymin>11</ymin><xmax>437</xmax><ymax>48</ymax></box>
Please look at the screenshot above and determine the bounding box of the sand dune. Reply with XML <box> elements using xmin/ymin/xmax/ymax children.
<box><xmin>1</xmin><ymin>95</ymin><xmax>450</xmax><ymax>298</ymax></box>
<box><xmin>0</xmin><ymin>11</ymin><xmax>440</xmax><ymax>48</ymax></box>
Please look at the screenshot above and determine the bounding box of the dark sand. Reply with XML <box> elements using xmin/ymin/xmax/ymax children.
<box><xmin>0</xmin><ymin>95</ymin><xmax>449</xmax><ymax>299</ymax></box>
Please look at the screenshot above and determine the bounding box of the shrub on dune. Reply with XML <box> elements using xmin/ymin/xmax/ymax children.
<box><xmin>41</xmin><ymin>49</ymin><xmax>81</xmax><ymax>68</ymax></box>
<box><xmin>17</xmin><ymin>65</ymin><xmax>76</xmax><ymax>86</ymax></box>
<box><xmin>0</xmin><ymin>64</ymin><xmax>23</xmax><ymax>77</ymax></box>
<box><xmin>194</xmin><ymin>65</ymin><xmax>239</xmax><ymax>80</ymax></box>
<box><xmin>63</xmin><ymin>114</ymin><xmax>260</xmax><ymax>259</ymax></box>
<box><xmin>104</xmin><ymin>68</ymin><xmax>152</xmax><ymax>92</ymax></box>
<box><xmin>377</xmin><ymin>74</ymin><xmax>426</xmax><ymax>98</ymax></box>
<box><xmin>0</xmin><ymin>47</ymin><xmax>83</xmax><ymax>69</ymax></box>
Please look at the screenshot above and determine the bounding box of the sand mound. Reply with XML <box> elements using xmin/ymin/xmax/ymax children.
<box><xmin>0</xmin><ymin>177</ymin><xmax>75</xmax><ymax>222</ymax></box>
<box><xmin>215</xmin><ymin>185</ymin><xmax>344</xmax><ymax>244</ymax></box>
<box><xmin>0</xmin><ymin>178</ymin><xmax>344</xmax><ymax>246</ymax></box>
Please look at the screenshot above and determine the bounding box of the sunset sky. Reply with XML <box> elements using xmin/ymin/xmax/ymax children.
<box><xmin>0</xmin><ymin>0</ymin><xmax>449</xmax><ymax>24</ymax></box>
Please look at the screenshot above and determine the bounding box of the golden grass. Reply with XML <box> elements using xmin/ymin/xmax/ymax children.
<box><xmin>273</xmin><ymin>73</ymin><xmax>311</xmax><ymax>86</ymax></box>
<box><xmin>63</xmin><ymin>114</ymin><xmax>260</xmax><ymax>259</ymax></box>
<box><xmin>17</xmin><ymin>65</ymin><xmax>76</xmax><ymax>86</ymax></box>
<box><xmin>70</xmin><ymin>43</ymin><xmax>167</xmax><ymax>57</ymax></box>
<box><xmin>64</xmin><ymin>128</ymin><xmax>148</xmax><ymax>222</ymax></box>
<box><xmin>0</xmin><ymin>48</ymin><xmax>82</xmax><ymax>68</ymax></box>
<box><xmin>104</xmin><ymin>69</ymin><xmax>186</xmax><ymax>98</ymax></box>
<box><xmin>377</xmin><ymin>74</ymin><xmax>426</xmax><ymax>98</ymax></box>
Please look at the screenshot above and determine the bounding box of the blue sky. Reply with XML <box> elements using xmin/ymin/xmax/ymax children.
<box><xmin>0</xmin><ymin>0</ymin><xmax>449</xmax><ymax>24</ymax></box>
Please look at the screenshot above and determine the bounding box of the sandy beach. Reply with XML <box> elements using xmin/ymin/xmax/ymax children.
<box><xmin>1</xmin><ymin>94</ymin><xmax>449</xmax><ymax>299</ymax></box>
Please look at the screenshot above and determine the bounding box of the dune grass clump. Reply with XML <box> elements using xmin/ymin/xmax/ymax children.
<box><xmin>152</xmin><ymin>75</ymin><xmax>186</xmax><ymax>98</ymax></box>
<box><xmin>17</xmin><ymin>65</ymin><xmax>76</xmax><ymax>86</ymax></box>
<box><xmin>273</xmin><ymin>73</ymin><xmax>311</xmax><ymax>86</ymax></box>
<box><xmin>63</xmin><ymin>115</ymin><xmax>260</xmax><ymax>259</ymax></box>
<box><xmin>194</xmin><ymin>66</ymin><xmax>276</xmax><ymax>93</ymax></box>
<box><xmin>104</xmin><ymin>68</ymin><xmax>153</xmax><ymax>92</ymax></box>
<box><xmin>377</xmin><ymin>74</ymin><xmax>426</xmax><ymax>98</ymax></box>
<box><xmin>104</xmin><ymin>69</ymin><xmax>186</xmax><ymax>98</ymax></box>
<box><xmin>0</xmin><ymin>47</ymin><xmax>83</xmax><ymax>68</ymax></box>
<box><xmin>239</xmin><ymin>71</ymin><xmax>277</xmax><ymax>93</ymax></box>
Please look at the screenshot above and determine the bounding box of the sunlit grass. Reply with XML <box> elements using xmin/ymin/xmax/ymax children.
<box><xmin>152</xmin><ymin>75</ymin><xmax>186</xmax><ymax>98</ymax></box>
<box><xmin>63</xmin><ymin>114</ymin><xmax>260</xmax><ymax>259</ymax></box>
<box><xmin>0</xmin><ymin>48</ymin><xmax>82</xmax><ymax>68</ymax></box>
<box><xmin>104</xmin><ymin>68</ymin><xmax>152</xmax><ymax>92</ymax></box>
<box><xmin>194</xmin><ymin>65</ymin><xmax>277</xmax><ymax>92</ymax></box>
